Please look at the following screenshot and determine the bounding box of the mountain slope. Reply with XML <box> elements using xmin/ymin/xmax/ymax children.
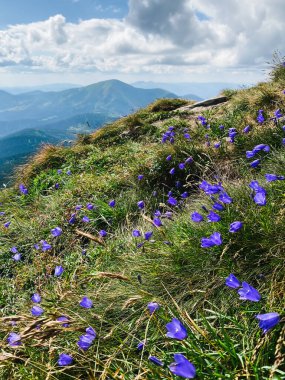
<box><xmin>0</xmin><ymin>66</ymin><xmax>284</xmax><ymax>379</ymax></box>
<box><xmin>0</xmin><ymin>129</ymin><xmax>59</xmax><ymax>183</ymax></box>
<box><xmin>0</xmin><ymin>113</ymin><xmax>117</xmax><ymax>183</ymax></box>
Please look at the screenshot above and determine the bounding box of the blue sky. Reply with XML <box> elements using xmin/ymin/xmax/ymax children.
<box><xmin>0</xmin><ymin>0</ymin><xmax>283</xmax><ymax>86</ymax></box>
<box><xmin>0</xmin><ymin>0</ymin><xmax>128</xmax><ymax>27</ymax></box>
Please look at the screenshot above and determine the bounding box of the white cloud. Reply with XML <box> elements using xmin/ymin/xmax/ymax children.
<box><xmin>0</xmin><ymin>0</ymin><xmax>284</xmax><ymax>82</ymax></box>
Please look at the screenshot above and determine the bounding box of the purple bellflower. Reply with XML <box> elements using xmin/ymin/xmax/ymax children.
<box><xmin>19</xmin><ymin>184</ymin><xmax>28</xmax><ymax>195</ymax></box>
<box><xmin>254</xmin><ymin>192</ymin><xmax>266</xmax><ymax>206</ymax></box>
<box><xmin>166</xmin><ymin>318</ymin><xmax>188</xmax><ymax>340</ymax></box>
<box><xmin>229</xmin><ymin>221</ymin><xmax>243</xmax><ymax>232</ymax></box>
<box><xmin>54</xmin><ymin>266</ymin><xmax>64</xmax><ymax>277</ymax></box>
<box><xmin>265</xmin><ymin>174</ymin><xmax>285</xmax><ymax>182</ymax></box>
<box><xmin>225</xmin><ymin>274</ymin><xmax>241</xmax><ymax>289</ymax></box>
<box><xmin>201</xmin><ymin>232</ymin><xmax>222</xmax><ymax>248</ymax></box>
<box><xmin>86</xmin><ymin>203</ymin><xmax>94</xmax><ymax>210</ymax></box>
<box><xmin>219</xmin><ymin>192</ymin><xmax>233</xmax><ymax>204</ymax></box>
<box><xmin>257</xmin><ymin>109</ymin><xmax>265</xmax><ymax>123</ymax></box>
<box><xmin>153</xmin><ymin>218</ymin><xmax>163</xmax><ymax>227</ymax></box>
<box><xmin>147</xmin><ymin>302</ymin><xmax>160</xmax><ymax>315</ymax></box>
<box><xmin>109</xmin><ymin>200</ymin><xmax>116</xmax><ymax>208</ymax></box>
<box><xmin>77</xmin><ymin>327</ymin><xmax>96</xmax><ymax>351</ymax></box>
<box><xmin>144</xmin><ymin>231</ymin><xmax>153</xmax><ymax>240</ymax></box>
<box><xmin>137</xmin><ymin>341</ymin><xmax>145</xmax><ymax>351</ymax></box>
<box><xmin>51</xmin><ymin>227</ymin><xmax>62</xmax><ymax>237</ymax></box>
<box><xmin>58</xmin><ymin>353</ymin><xmax>73</xmax><ymax>366</ymax></box>
<box><xmin>132</xmin><ymin>230</ymin><xmax>141</xmax><ymax>237</ymax></box>
<box><xmin>238</xmin><ymin>282</ymin><xmax>261</xmax><ymax>302</ymax></box>
<box><xmin>212</xmin><ymin>202</ymin><xmax>224</xmax><ymax>211</ymax></box>
<box><xmin>148</xmin><ymin>356</ymin><xmax>164</xmax><ymax>366</ymax></box>
<box><xmin>31</xmin><ymin>305</ymin><xmax>44</xmax><ymax>316</ymax></box>
<box><xmin>137</xmin><ymin>200</ymin><xmax>145</xmax><ymax>209</ymax></box>
<box><xmin>191</xmin><ymin>212</ymin><xmax>204</xmax><ymax>222</ymax></box>
<box><xmin>207</xmin><ymin>211</ymin><xmax>221</xmax><ymax>222</ymax></box>
<box><xmin>185</xmin><ymin>156</ymin><xmax>193</xmax><ymax>164</ymax></box>
<box><xmin>255</xmin><ymin>313</ymin><xmax>280</xmax><ymax>333</ymax></box>
<box><xmin>169</xmin><ymin>354</ymin><xmax>196</xmax><ymax>379</ymax></box>
<box><xmin>31</xmin><ymin>293</ymin><xmax>41</xmax><ymax>303</ymax></box>
<box><xmin>41</xmin><ymin>241</ymin><xmax>52</xmax><ymax>251</ymax></box>
<box><xmin>12</xmin><ymin>253</ymin><xmax>21</xmax><ymax>261</ymax></box>
<box><xmin>7</xmin><ymin>332</ymin><xmax>21</xmax><ymax>346</ymax></box>
<box><xmin>80</xmin><ymin>296</ymin><xmax>93</xmax><ymax>308</ymax></box>
<box><xmin>168</xmin><ymin>197</ymin><xmax>178</xmax><ymax>206</ymax></box>
<box><xmin>68</xmin><ymin>213</ymin><xmax>76</xmax><ymax>224</ymax></box>
<box><xmin>57</xmin><ymin>316</ymin><xmax>70</xmax><ymax>327</ymax></box>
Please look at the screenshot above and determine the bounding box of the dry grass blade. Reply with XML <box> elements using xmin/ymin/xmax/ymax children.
<box><xmin>94</xmin><ymin>272</ymin><xmax>130</xmax><ymax>281</ymax></box>
<box><xmin>75</xmin><ymin>229</ymin><xmax>106</xmax><ymax>245</ymax></box>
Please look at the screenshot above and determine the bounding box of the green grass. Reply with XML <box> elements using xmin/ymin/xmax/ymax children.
<box><xmin>0</xmin><ymin>68</ymin><xmax>284</xmax><ymax>379</ymax></box>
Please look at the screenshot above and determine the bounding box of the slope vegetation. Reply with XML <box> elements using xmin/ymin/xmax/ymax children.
<box><xmin>0</xmin><ymin>66</ymin><xmax>284</xmax><ymax>380</ymax></box>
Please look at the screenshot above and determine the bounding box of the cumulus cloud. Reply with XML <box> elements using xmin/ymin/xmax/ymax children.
<box><xmin>0</xmin><ymin>0</ymin><xmax>284</xmax><ymax>78</ymax></box>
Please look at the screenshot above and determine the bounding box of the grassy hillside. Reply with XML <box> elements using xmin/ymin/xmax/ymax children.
<box><xmin>0</xmin><ymin>64</ymin><xmax>284</xmax><ymax>380</ymax></box>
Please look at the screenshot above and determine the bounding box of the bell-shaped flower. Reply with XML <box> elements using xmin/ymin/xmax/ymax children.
<box><xmin>256</xmin><ymin>312</ymin><xmax>280</xmax><ymax>333</ymax></box>
<box><xmin>51</xmin><ymin>227</ymin><xmax>62</xmax><ymax>237</ymax></box>
<box><xmin>31</xmin><ymin>293</ymin><xmax>41</xmax><ymax>303</ymax></box>
<box><xmin>229</xmin><ymin>221</ymin><xmax>243</xmax><ymax>232</ymax></box>
<box><xmin>238</xmin><ymin>282</ymin><xmax>261</xmax><ymax>302</ymax></box>
<box><xmin>144</xmin><ymin>231</ymin><xmax>153</xmax><ymax>240</ymax></box>
<box><xmin>109</xmin><ymin>200</ymin><xmax>116</xmax><ymax>208</ymax></box>
<box><xmin>225</xmin><ymin>274</ymin><xmax>241</xmax><ymax>289</ymax></box>
<box><xmin>191</xmin><ymin>212</ymin><xmax>204</xmax><ymax>222</ymax></box>
<box><xmin>169</xmin><ymin>354</ymin><xmax>196</xmax><ymax>379</ymax></box>
<box><xmin>31</xmin><ymin>305</ymin><xmax>44</xmax><ymax>316</ymax></box>
<box><xmin>168</xmin><ymin>197</ymin><xmax>177</xmax><ymax>206</ymax></box>
<box><xmin>219</xmin><ymin>192</ymin><xmax>233</xmax><ymax>204</ymax></box>
<box><xmin>79</xmin><ymin>296</ymin><xmax>93</xmax><ymax>308</ymax></box>
<box><xmin>250</xmin><ymin>159</ymin><xmax>261</xmax><ymax>168</ymax></box>
<box><xmin>147</xmin><ymin>302</ymin><xmax>160</xmax><ymax>315</ymax></box>
<box><xmin>7</xmin><ymin>332</ymin><xmax>21</xmax><ymax>346</ymax></box>
<box><xmin>254</xmin><ymin>192</ymin><xmax>266</xmax><ymax>206</ymax></box>
<box><xmin>265</xmin><ymin>174</ymin><xmax>284</xmax><ymax>182</ymax></box>
<box><xmin>166</xmin><ymin>318</ymin><xmax>188</xmax><ymax>340</ymax></box>
<box><xmin>57</xmin><ymin>353</ymin><xmax>73</xmax><ymax>366</ymax></box>
<box><xmin>148</xmin><ymin>356</ymin><xmax>164</xmax><ymax>366</ymax></box>
<box><xmin>19</xmin><ymin>184</ymin><xmax>28</xmax><ymax>195</ymax></box>
<box><xmin>201</xmin><ymin>232</ymin><xmax>222</xmax><ymax>248</ymax></box>
<box><xmin>207</xmin><ymin>211</ymin><xmax>221</xmax><ymax>222</ymax></box>
<box><xmin>137</xmin><ymin>200</ymin><xmax>145</xmax><ymax>209</ymax></box>
<box><xmin>243</xmin><ymin>125</ymin><xmax>251</xmax><ymax>133</ymax></box>
<box><xmin>54</xmin><ymin>266</ymin><xmax>64</xmax><ymax>277</ymax></box>
<box><xmin>212</xmin><ymin>202</ymin><xmax>224</xmax><ymax>211</ymax></box>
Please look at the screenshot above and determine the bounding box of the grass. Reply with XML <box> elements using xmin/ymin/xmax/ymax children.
<box><xmin>0</xmin><ymin>64</ymin><xmax>284</xmax><ymax>379</ymax></box>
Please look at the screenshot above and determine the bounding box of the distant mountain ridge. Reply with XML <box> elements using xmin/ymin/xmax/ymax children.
<box><xmin>0</xmin><ymin>79</ymin><xmax>178</xmax><ymax>183</ymax></box>
<box><xmin>0</xmin><ymin>83</ymin><xmax>82</xmax><ymax>94</ymax></box>
<box><xmin>132</xmin><ymin>81</ymin><xmax>247</xmax><ymax>99</ymax></box>
<box><xmin>0</xmin><ymin>79</ymin><xmax>176</xmax><ymax>123</ymax></box>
